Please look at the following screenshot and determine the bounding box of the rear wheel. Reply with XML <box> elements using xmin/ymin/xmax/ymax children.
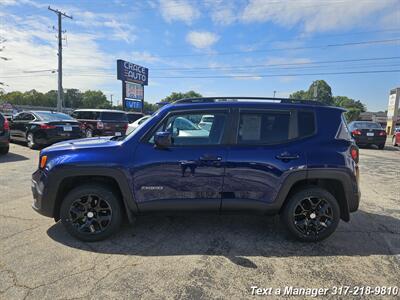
<box><xmin>378</xmin><ymin>143</ymin><xmax>385</xmax><ymax>150</ymax></box>
<box><xmin>0</xmin><ymin>145</ymin><xmax>9</xmax><ymax>154</ymax></box>
<box><xmin>60</xmin><ymin>184</ymin><xmax>122</xmax><ymax>242</ymax></box>
<box><xmin>281</xmin><ymin>187</ymin><xmax>340</xmax><ymax>242</ymax></box>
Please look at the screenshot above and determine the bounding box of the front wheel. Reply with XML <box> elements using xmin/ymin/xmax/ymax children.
<box><xmin>281</xmin><ymin>187</ymin><xmax>340</xmax><ymax>242</ymax></box>
<box><xmin>60</xmin><ymin>184</ymin><xmax>122</xmax><ymax>242</ymax></box>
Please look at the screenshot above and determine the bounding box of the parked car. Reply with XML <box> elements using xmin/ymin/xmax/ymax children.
<box><xmin>392</xmin><ymin>129</ymin><xmax>400</xmax><ymax>147</ymax></box>
<box><xmin>126</xmin><ymin>112</ymin><xmax>144</xmax><ymax>124</ymax></box>
<box><xmin>198</xmin><ymin>114</ymin><xmax>214</xmax><ymax>131</ymax></box>
<box><xmin>31</xmin><ymin>97</ymin><xmax>360</xmax><ymax>242</ymax></box>
<box><xmin>348</xmin><ymin>121</ymin><xmax>386</xmax><ymax>149</ymax></box>
<box><xmin>0</xmin><ymin>112</ymin><xmax>10</xmax><ymax>154</ymax></box>
<box><xmin>126</xmin><ymin>115</ymin><xmax>151</xmax><ymax>134</ymax></box>
<box><xmin>9</xmin><ymin>111</ymin><xmax>82</xmax><ymax>149</ymax></box>
<box><xmin>72</xmin><ymin>109</ymin><xmax>128</xmax><ymax>138</ymax></box>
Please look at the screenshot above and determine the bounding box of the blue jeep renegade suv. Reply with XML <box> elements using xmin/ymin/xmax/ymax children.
<box><xmin>31</xmin><ymin>97</ymin><xmax>360</xmax><ymax>242</ymax></box>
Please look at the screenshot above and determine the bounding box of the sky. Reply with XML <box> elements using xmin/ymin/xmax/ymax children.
<box><xmin>0</xmin><ymin>0</ymin><xmax>399</xmax><ymax>111</ymax></box>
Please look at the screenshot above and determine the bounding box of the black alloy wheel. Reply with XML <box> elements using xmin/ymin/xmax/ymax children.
<box><xmin>282</xmin><ymin>187</ymin><xmax>340</xmax><ymax>242</ymax></box>
<box><xmin>60</xmin><ymin>184</ymin><xmax>122</xmax><ymax>241</ymax></box>
<box><xmin>69</xmin><ymin>194</ymin><xmax>113</xmax><ymax>234</ymax></box>
<box><xmin>293</xmin><ymin>196</ymin><xmax>333</xmax><ymax>237</ymax></box>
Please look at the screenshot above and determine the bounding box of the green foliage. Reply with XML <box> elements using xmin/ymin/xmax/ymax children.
<box><xmin>290</xmin><ymin>80</ymin><xmax>367</xmax><ymax>121</ymax></box>
<box><xmin>333</xmin><ymin>96</ymin><xmax>366</xmax><ymax>122</ymax></box>
<box><xmin>290</xmin><ymin>80</ymin><xmax>333</xmax><ymax>105</ymax></box>
<box><xmin>0</xmin><ymin>89</ymin><xmax>111</xmax><ymax>109</ymax></box>
<box><xmin>161</xmin><ymin>90</ymin><xmax>202</xmax><ymax>103</ymax></box>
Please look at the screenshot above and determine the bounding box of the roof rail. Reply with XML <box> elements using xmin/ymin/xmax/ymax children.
<box><xmin>173</xmin><ymin>97</ymin><xmax>326</xmax><ymax>106</ymax></box>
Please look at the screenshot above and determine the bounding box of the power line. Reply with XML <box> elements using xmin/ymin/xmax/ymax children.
<box><xmin>158</xmin><ymin>38</ymin><xmax>400</xmax><ymax>58</ymax></box>
<box><xmin>150</xmin><ymin>56</ymin><xmax>400</xmax><ymax>71</ymax></box>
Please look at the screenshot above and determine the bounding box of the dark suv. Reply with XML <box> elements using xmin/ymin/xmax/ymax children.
<box><xmin>31</xmin><ymin>98</ymin><xmax>360</xmax><ymax>242</ymax></box>
<box><xmin>0</xmin><ymin>112</ymin><xmax>10</xmax><ymax>154</ymax></box>
<box><xmin>72</xmin><ymin>109</ymin><xmax>128</xmax><ymax>138</ymax></box>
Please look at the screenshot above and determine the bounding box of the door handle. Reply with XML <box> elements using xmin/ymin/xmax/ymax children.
<box><xmin>276</xmin><ymin>153</ymin><xmax>300</xmax><ymax>161</ymax></box>
<box><xmin>199</xmin><ymin>155</ymin><xmax>222</xmax><ymax>161</ymax></box>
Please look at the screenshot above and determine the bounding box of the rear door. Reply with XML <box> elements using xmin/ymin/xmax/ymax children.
<box><xmin>132</xmin><ymin>109</ymin><xmax>230</xmax><ymax>212</ymax></box>
<box><xmin>222</xmin><ymin>108</ymin><xmax>311</xmax><ymax>212</ymax></box>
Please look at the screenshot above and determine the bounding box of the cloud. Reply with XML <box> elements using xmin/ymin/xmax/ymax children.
<box><xmin>0</xmin><ymin>14</ymin><xmax>113</xmax><ymax>92</ymax></box>
<box><xmin>204</xmin><ymin>0</ymin><xmax>237</xmax><ymax>25</ymax></box>
<box><xmin>186</xmin><ymin>31</ymin><xmax>220</xmax><ymax>49</ymax></box>
<box><xmin>131</xmin><ymin>51</ymin><xmax>160</xmax><ymax>63</ymax></box>
<box><xmin>159</xmin><ymin>0</ymin><xmax>200</xmax><ymax>24</ymax></box>
<box><xmin>241</xmin><ymin>0</ymin><xmax>398</xmax><ymax>33</ymax></box>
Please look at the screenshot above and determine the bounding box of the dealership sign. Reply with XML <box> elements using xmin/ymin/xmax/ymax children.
<box><xmin>117</xmin><ymin>59</ymin><xmax>148</xmax><ymax>86</ymax></box>
<box><xmin>117</xmin><ymin>59</ymin><xmax>148</xmax><ymax>112</ymax></box>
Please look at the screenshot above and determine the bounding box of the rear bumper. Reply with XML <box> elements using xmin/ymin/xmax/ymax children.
<box><xmin>353</xmin><ymin>136</ymin><xmax>386</xmax><ymax>145</ymax></box>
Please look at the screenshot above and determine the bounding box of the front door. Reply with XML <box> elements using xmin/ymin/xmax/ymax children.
<box><xmin>132</xmin><ymin>109</ymin><xmax>230</xmax><ymax>212</ymax></box>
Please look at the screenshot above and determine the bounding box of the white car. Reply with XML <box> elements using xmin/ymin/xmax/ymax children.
<box><xmin>198</xmin><ymin>115</ymin><xmax>214</xmax><ymax>131</ymax></box>
<box><xmin>126</xmin><ymin>115</ymin><xmax>151</xmax><ymax>134</ymax></box>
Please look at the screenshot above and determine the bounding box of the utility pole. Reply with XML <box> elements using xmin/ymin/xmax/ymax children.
<box><xmin>110</xmin><ymin>94</ymin><xmax>113</xmax><ymax>107</ymax></box>
<box><xmin>48</xmin><ymin>6</ymin><xmax>72</xmax><ymax>112</ymax></box>
<box><xmin>273</xmin><ymin>90</ymin><xmax>276</xmax><ymax>98</ymax></box>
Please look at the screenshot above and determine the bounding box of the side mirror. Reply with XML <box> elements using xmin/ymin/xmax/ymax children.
<box><xmin>154</xmin><ymin>131</ymin><xmax>172</xmax><ymax>149</ymax></box>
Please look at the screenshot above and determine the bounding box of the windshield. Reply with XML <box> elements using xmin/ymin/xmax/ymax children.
<box><xmin>35</xmin><ymin>112</ymin><xmax>75</xmax><ymax>121</ymax></box>
<box><xmin>352</xmin><ymin>122</ymin><xmax>382</xmax><ymax>129</ymax></box>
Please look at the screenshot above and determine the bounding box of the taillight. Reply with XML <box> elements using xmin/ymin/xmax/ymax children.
<box><xmin>97</xmin><ymin>121</ymin><xmax>104</xmax><ymax>129</ymax></box>
<box><xmin>40</xmin><ymin>123</ymin><xmax>56</xmax><ymax>130</ymax></box>
<box><xmin>351</xmin><ymin>129</ymin><xmax>361</xmax><ymax>136</ymax></box>
<box><xmin>3</xmin><ymin>118</ymin><xmax>9</xmax><ymax>130</ymax></box>
<box><xmin>350</xmin><ymin>146</ymin><xmax>359</xmax><ymax>163</ymax></box>
<box><xmin>379</xmin><ymin>131</ymin><xmax>386</xmax><ymax>136</ymax></box>
<box><xmin>124</xmin><ymin>123</ymin><xmax>128</xmax><ymax>130</ymax></box>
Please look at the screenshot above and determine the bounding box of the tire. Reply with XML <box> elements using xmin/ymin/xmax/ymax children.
<box><xmin>26</xmin><ymin>132</ymin><xmax>38</xmax><ymax>149</ymax></box>
<box><xmin>0</xmin><ymin>145</ymin><xmax>9</xmax><ymax>155</ymax></box>
<box><xmin>378</xmin><ymin>143</ymin><xmax>385</xmax><ymax>150</ymax></box>
<box><xmin>60</xmin><ymin>184</ymin><xmax>122</xmax><ymax>242</ymax></box>
<box><xmin>393</xmin><ymin>137</ymin><xmax>398</xmax><ymax>147</ymax></box>
<box><xmin>281</xmin><ymin>187</ymin><xmax>340</xmax><ymax>242</ymax></box>
<box><xmin>85</xmin><ymin>129</ymin><xmax>93</xmax><ymax>138</ymax></box>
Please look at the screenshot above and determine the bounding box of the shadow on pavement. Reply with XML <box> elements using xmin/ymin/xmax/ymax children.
<box><xmin>47</xmin><ymin>210</ymin><xmax>400</xmax><ymax>268</ymax></box>
<box><xmin>0</xmin><ymin>152</ymin><xmax>29</xmax><ymax>163</ymax></box>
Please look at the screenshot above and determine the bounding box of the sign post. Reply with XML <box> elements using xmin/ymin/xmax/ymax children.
<box><xmin>386</xmin><ymin>88</ymin><xmax>400</xmax><ymax>135</ymax></box>
<box><xmin>117</xmin><ymin>59</ymin><xmax>148</xmax><ymax>113</ymax></box>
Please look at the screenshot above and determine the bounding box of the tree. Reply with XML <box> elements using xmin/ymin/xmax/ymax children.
<box><xmin>333</xmin><ymin>96</ymin><xmax>366</xmax><ymax>122</ymax></box>
<box><xmin>161</xmin><ymin>90</ymin><xmax>202</xmax><ymax>103</ymax></box>
<box><xmin>64</xmin><ymin>89</ymin><xmax>83</xmax><ymax>108</ymax></box>
<box><xmin>290</xmin><ymin>80</ymin><xmax>333</xmax><ymax>105</ymax></box>
<box><xmin>81</xmin><ymin>90</ymin><xmax>111</xmax><ymax>108</ymax></box>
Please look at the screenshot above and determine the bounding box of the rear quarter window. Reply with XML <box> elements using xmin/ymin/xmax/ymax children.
<box><xmin>298</xmin><ymin>111</ymin><xmax>316</xmax><ymax>138</ymax></box>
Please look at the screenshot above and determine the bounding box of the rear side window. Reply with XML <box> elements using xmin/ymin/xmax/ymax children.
<box><xmin>336</xmin><ymin>114</ymin><xmax>351</xmax><ymax>140</ymax></box>
<box><xmin>100</xmin><ymin>112</ymin><xmax>128</xmax><ymax>121</ymax></box>
<box><xmin>298</xmin><ymin>111</ymin><xmax>315</xmax><ymax>138</ymax></box>
<box><xmin>237</xmin><ymin>111</ymin><xmax>290</xmax><ymax>144</ymax></box>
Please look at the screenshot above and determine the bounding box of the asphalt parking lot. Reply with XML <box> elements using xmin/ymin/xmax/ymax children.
<box><xmin>0</xmin><ymin>141</ymin><xmax>399</xmax><ymax>299</ymax></box>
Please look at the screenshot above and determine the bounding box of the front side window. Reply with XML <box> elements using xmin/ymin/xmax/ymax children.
<box><xmin>237</xmin><ymin>111</ymin><xmax>291</xmax><ymax>145</ymax></box>
<box><xmin>149</xmin><ymin>111</ymin><xmax>227</xmax><ymax>146</ymax></box>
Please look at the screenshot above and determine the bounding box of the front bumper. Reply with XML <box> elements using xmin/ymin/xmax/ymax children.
<box><xmin>31</xmin><ymin>169</ymin><xmax>54</xmax><ymax>218</ymax></box>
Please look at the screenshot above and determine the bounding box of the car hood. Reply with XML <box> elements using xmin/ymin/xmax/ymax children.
<box><xmin>43</xmin><ymin>136</ymin><xmax>120</xmax><ymax>152</ymax></box>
